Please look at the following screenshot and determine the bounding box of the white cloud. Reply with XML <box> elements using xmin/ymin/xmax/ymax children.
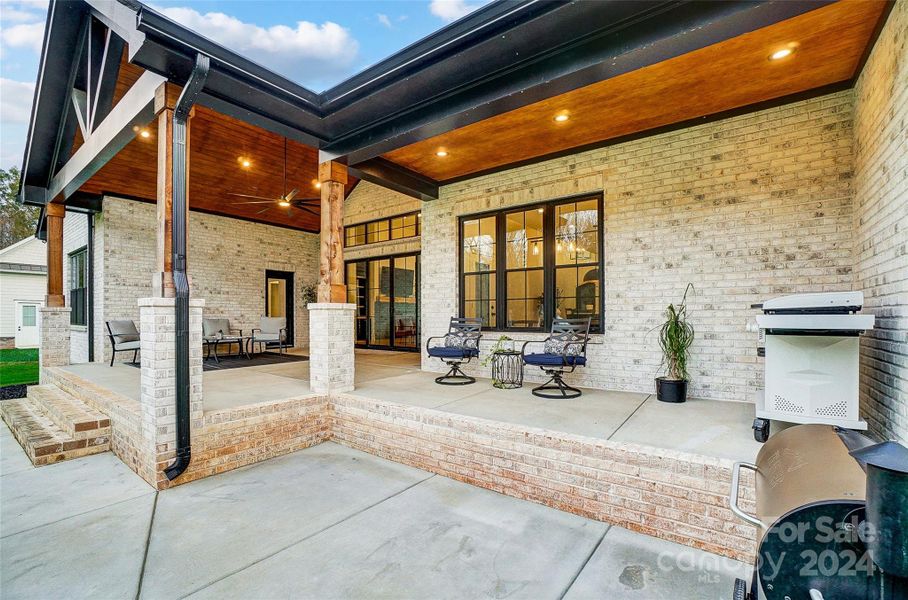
<box><xmin>0</xmin><ymin>21</ymin><xmax>44</xmax><ymax>53</ymax></box>
<box><xmin>429</xmin><ymin>0</ymin><xmax>485</xmax><ymax>22</ymax></box>
<box><xmin>0</xmin><ymin>78</ymin><xmax>35</xmax><ymax>123</ymax></box>
<box><xmin>377</xmin><ymin>13</ymin><xmax>392</xmax><ymax>29</ymax></box>
<box><xmin>150</xmin><ymin>5</ymin><xmax>358</xmax><ymax>87</ymax></box>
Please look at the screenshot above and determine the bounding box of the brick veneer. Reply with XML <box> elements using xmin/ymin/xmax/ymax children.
<box><xmin>344</xmin><ymin>182</ymin><xmax>422</xmax><ymax>261</ymax></box>
<box><xmin>307</xmin><ymin>303</ymin><xmax>356</xmax><ymax>394</ymax></box>
<box><xmin>65</xmin><ymin>197</ymin><xmax>320</xmax><ymax>363</ymax></box>
<box><xmin>39</xmin><ymin>307</ymin><xmax>71</xmax><ymax>382</ymax></box>
<box><xmin>852</xmin><ymin>1</ymin><xmax>908</xmax><ymax>443</ymax></box>
<box><xmin>420</xmin><ymin>91</ymin><xmax>856</xmax><ymax>402</ymax></box>
<box><xmin>331</xmin><ymin>393</ymin><xmax>757</xmax><ymax>562</ymax></box>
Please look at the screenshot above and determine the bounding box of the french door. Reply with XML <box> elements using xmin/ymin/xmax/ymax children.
<box><xmin>346</xmin><ymin>253</ymin><xmax>419</xmax><ymax>351</ymax></box>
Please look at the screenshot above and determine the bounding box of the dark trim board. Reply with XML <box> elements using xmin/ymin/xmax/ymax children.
<box><xmin>457</xmin><ymin>191</ymin><xmax>605</xmax><ymax>335</ymax></box>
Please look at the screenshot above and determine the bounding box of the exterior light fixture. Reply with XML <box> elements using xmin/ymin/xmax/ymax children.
<box><xmin>768</xmin><ymin>44</ymin><xmax>797</xmax><ymax>61</ymax></box>
<box><xmin>436</xmin><ymin>150</ymin><xmax>449</xmax><ymax>157</ymax></box>
<box><xmin>554</xmin><ymin>113</ymin><xmax>570</xmax><ymax>122</ymax></box>
<box><xmin>139</xmin><ymin>129</ymin><xmax>151</xmax><ymax>139</ymax></box>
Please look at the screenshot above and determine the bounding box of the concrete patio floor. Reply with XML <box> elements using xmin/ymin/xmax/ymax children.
<box><xmin>60</xmin><ymin>349</ymin><xmax>761</xmax><ymax>462</ymax></box>
<box><xmin>0</xmin><ymin>427</ymin><xmax>751</xmax><ymax>599</ymax></box>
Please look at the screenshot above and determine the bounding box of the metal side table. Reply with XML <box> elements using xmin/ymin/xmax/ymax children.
<box><xmin>491</xmin><ymin>350</ymin><xmax>523</xmax><ymax>389</ymax></box>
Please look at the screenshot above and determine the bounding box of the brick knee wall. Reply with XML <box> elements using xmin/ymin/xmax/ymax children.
<box><xmin>330</xmin><ymin>393</ymin><xmax>758</xmax><ymax>562</ymax></box>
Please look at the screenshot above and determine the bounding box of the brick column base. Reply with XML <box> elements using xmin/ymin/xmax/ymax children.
<box><xmin>308</xmin><ymin>303</ymin><xmax>355</xmax><ymax>394</ymax></box>
<box><xmin>138</xmin><ymin>297</ymin><xmax>204</xmax><ymax>488</ymax></box>
<box><xmin>39</xmin><ymin>306</ymin><xmax>71</xmax><ymax>383</ymax></box>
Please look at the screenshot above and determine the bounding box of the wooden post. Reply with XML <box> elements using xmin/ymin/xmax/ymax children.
<box><xmin>45</xmin><ymin>202</ymin><xmax>66</xmax><ymax>307</ymax></box>
<box><xmin>154</xmin><ymin>82</ymin><xmax>180</xmax><ymax>297</ymax></box>
<box><xmin>318</xmin><ymin>160</ymin><xmax>347</xmax><ymax>303</ymax></box>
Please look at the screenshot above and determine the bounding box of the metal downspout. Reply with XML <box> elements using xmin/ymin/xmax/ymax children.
<box><xmin>164</xmin><ymin>54</ymin><xmax>209</xmax><ymax>481</ymax></box>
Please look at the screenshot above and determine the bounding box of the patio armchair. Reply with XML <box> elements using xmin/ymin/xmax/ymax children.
<box><xmin>250</xmin><ymin>317</ymin><xmax>288</xmax><ymax>355</ymax></box>
<box><xmin>425</xmin><ymin>317</ymin><xmax>482</xmax><ymax>385</ymax></box>
<box><xmin>520</xmin><ymin>317</ymin><xmax>591</xmax><ymax>398</ymax></box>
<box><xmin>202</xmin><ymin>318</ymin><xmax>245</xmax><ymax>362</ymax></box>
<box><xmin>105</xmin><ymin>320</ymin><xmax>140</xmax><ymax>367</ymax></box>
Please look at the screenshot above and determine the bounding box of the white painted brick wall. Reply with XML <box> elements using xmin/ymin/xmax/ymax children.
<box><xmin>343</xmin><ymin>181</ymin><xmax>421</xmax><ymax>261</ymax></box>
<box><xmin>852</xmin><ymin>2</ymin><xmax>908</xmax><ymax>443</ymax></box>
<box><xmin>39</xmin><ymin>307</ymin><xmax>70</xmax><ymax>381</ymax></box>
<box><xmin>421</xmin><ymin>91</ymin><xmax>857</xmax><ymax>402</ymax></box>
<box><xmin>88</xmin><ymin>197</ymin><xmax>319</xmax><ymax>362</ymax></box>
<box><xmin>307</xmin><ymin>303</ymin><xmax>355</xmax><ymax>394</ymax></box>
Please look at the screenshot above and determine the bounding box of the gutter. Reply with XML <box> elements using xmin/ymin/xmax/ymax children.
<box><xmin>164</xmin><ymin>53</ymin><xmax>209</xmax><ymax>482</ymax></box>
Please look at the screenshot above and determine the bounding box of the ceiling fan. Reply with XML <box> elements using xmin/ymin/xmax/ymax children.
<box><xmin>227</xmin><ymin>138</ymin><xmax>320</xmax><ymax>217</ymax></box>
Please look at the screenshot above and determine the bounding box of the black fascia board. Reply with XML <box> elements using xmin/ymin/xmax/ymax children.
<box><xmin>20</xmin><ymin>1</ymin><xmax>89</xmax><ymax>202</ymax></box>
<box><xmin>323</xmin><ymin>0</ymin><xmax>833</xmax><ymax>162</ymax></box>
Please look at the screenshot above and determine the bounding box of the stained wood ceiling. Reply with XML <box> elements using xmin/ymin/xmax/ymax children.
<box><xmin>382</xmin><ymin>0</ymin><xmax>888</xmax><ymax>181</ymax></box>
<box><xmin>77</xmin><ymin>59</ymin><xmax>356</xmax><ymax>232</ymax></box>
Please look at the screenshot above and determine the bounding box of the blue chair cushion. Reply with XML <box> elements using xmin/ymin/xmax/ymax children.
<box><xmin>428</xmin><ymin>346</ymin><xmax>478</xmax><ymax>359</ymax></box>
<box><xmin>523</xmin><ymin>353</ymin><xmax>586</xmax><ymax>367</ymax></box>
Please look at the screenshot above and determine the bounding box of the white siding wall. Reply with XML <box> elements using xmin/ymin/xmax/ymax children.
<box><xmin>63</xmin><ymin>212</ymin><xmax>90</xmax><ymax>363</ymax></box>
<box><xmin>0</xmin><ymin>237</ymin><xmax>47</xmax><ymax>342</ymax></box>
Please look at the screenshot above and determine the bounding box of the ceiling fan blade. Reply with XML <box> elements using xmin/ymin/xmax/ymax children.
<box><xmin>231</xmin><ymin>200</ymin><xmax>279</xmax><ymax>204</ymax></box>
<box><xmin>229</xmin><ymin>193</ymin><xmax>274</xmax><ymax>200</ymax></box>
<box><xmin>296</xmin><ymin>205</ymin><xmax>319</xmax><ymax>217</ymax></box>
<box><xmin>284</xmin><ymin>188</ymin><xmax>299</xmax><ymax>202</ymax></box>
<box><xmin>255</xmin><ymin>207</ymin><xmax>271</xmax><ymax>215</ymax></box>
<box><xmin>294</xmin><ymin>197</ymin><xmax>320</xmax><ymax>204</ymax></box>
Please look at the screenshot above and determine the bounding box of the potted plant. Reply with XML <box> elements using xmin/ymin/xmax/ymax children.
<box><xmin>655</xmin><ymin>283</ymin><xmax>695</xmax><ymax>403</ymax></box>
<box><xmin>481</xmin><ymin>335</ymin><xmax>514</xmax><ymax>367</ymax></box>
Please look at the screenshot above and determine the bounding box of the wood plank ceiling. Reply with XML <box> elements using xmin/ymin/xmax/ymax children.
<box><xmin>382</xmin><ymin>0</ymin><xmax>888</xmax><ymax>182</ymax></box>
<box><xmin>77</xmin><ymin>59</ymin><xmax>356</xmax><ymax>232</ymax></box>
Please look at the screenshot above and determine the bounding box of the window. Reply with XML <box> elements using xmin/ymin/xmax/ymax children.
<box><xmin>344</xmin><ymin>212</ymin><xmax>421</xmax><ymax>248</ymax></box>
<box><xmin>22</xmin><ymin>305</ymin><xmax>36</xmax><ymax>327</ymax></box>
<box><xmin>69</xmin><ymin>247</ymin><xmax>88</xmax><ymax>326</ymax></box>
<box><xmin>459</xmin><ymin>195</ymin><xmax>602</xmax><ymax>332</ymax></box>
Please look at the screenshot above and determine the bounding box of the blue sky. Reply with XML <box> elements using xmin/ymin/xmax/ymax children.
<box><xmin>0</xmin><ymin>0</ymin><xmax>489</xmax><ymax>169</ymax></box>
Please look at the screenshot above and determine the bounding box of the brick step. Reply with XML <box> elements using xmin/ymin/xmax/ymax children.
<box><xmin>1</xmin><ymin>397</ymin><xmax>110</xmax><ymax>466</ymax></box>
<box><xmin>27</xmin><ymin>385</ymin><xmax>110</xmax><ymax>440</ymax></box>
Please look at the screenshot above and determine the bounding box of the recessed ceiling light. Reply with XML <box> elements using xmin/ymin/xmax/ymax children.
<box><xmin>436</xmin><ymin>150</ymin><xmax>448</xmax><ymax>157</ymax></box>
<box><xmin>769</xmin><ymin>47</ymin><xmax>794</xmax><ymax>61</ymax></box>
<box><xmin>238</xmin><ymin>157</ymin><xmax>251</xmax><ymax>168</ymax></box>
<box><xmin>554</xmin><ymin>114</ymin><xmax>570</xmax><ymax>123</ymax></box>
<box><xmin>313</xmin><ymin>179</ymin><xmax>321</xmax><ymax>189</ymax></box>
<box><xmin>139</xmin><ymin>129</ymin><xmax>151</xmax><ymax>138</ymax></box>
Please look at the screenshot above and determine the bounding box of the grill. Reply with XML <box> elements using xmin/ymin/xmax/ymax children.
<box><xmin>729</xmin><ymin>424</ymin><xmax>908</xmax><ymax>600</ymax></box>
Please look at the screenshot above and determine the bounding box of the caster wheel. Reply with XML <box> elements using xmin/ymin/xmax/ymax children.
<box><xmin>753</xmin><ymin>418</ymin><xmax>770</xmax><ymax>443</ymax></box>
<box><xmin>732</xmin><ymin>577</ymin><xmax>748</xmax><ymax>600</ymax></box>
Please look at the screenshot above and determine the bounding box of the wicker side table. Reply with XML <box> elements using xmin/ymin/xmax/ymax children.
<box><xmin>491</xmin><ymin>350</ymin><xmax>523</xmax><ymax>389</ymax></box>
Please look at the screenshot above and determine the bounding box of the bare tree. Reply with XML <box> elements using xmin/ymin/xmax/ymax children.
<box><xmin>0</xmin><ymin>167</ymin><xmax>40</xmax><ymax>248</ymax></box>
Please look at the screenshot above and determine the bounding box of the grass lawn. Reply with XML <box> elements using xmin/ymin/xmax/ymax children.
<box><xmin>0</xmin><ymin>348</ymin><xmax>40</xmax><ymax>386</ymax></box>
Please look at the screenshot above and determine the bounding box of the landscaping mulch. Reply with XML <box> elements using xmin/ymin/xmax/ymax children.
<box><xmin>0</xmin><ymin>384</ymin><xmax>28</xmax><ymax>400</ymax></box>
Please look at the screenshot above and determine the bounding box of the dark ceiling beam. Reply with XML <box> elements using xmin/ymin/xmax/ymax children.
<box><xmin>89</xmin><ymin>21</ymin><xmax>126</xmax><ymax>130</ymax></box>
<box><xmin>46</xmin><ymin>70</ymin><xmax>165</xmax><ymax>202</ymax></box>
<box><xmin>322</xmin><ymin>0</ymin><xmax>833</xmax><ymax>164</ymax></box>
<box><xmin>348</xmin><ymin>158</ymin><xmax>439</xmax><ymax>202</ymax></box>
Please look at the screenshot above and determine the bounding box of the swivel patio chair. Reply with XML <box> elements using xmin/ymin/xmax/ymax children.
<box><xmin>106</xmin><ymin>320</ymin><xmax>140</xmax><ymax>366</ymax></box>
<box><xmin>426</xmin><ymin>317</ymin><xmax>483</xmax><ymax>385</ymax></box>
<box><xmin>250</xmin><ymin>317</ymin><xmax>288</xmax><ymax>355</ymax></box>
<box><xmin>521</xmin><ymin>317</ymin><xmax>591</xmax><ymax>398</ymax></box>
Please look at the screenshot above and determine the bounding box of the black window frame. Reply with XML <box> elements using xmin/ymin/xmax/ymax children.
<box><xmin>458</xmin><ymin>192</ymin><xmax>604</xmax><ymax>334</ymax></box>
<box><xmin>68</xmin><ymin>246</ymin><xmax>88</xmax><ymax>327</ymax></box>
<box><xmin>344</xmin><ymin>211</ymin><xmax>421</xmax><ymax>248</ymax></box>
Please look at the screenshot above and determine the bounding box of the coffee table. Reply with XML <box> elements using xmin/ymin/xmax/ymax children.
<box><xmin>204</xmin><ymin>335</ymin><xmax>251</xmax><ymax>363</ymax></box>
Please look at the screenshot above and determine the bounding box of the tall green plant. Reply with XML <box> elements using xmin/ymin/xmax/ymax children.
<box><xmin>658</xmin><ymin>283</ymin><xmax>695</xmax><ymax>380</ymax></box>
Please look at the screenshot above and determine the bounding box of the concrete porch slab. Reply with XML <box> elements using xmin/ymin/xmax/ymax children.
<box><xmin>564</xmin><ymin>524</ymin><xmax>751</xmax><ymax>599</ymax></box>
<box><xmin>141</xmin><ymin>443</ymin><xmax>430</xmax><ymax>599</ymax></box>
<box><xmin>187</xmin><ymin>468</ymin><xmax>610</xmax><ymax>600</ymax></box>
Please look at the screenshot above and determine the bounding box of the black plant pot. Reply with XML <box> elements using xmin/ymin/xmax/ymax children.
<box><xmin>655</xmin><ymin>377</ymin><xmax>688</xmax><ymax>403</ymax></box>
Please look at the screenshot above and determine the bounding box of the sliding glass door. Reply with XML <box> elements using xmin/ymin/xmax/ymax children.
<box><xmin>346</xmin><ymin>253</ymin><xmax>419</xmax><ymax>351</ymax></box>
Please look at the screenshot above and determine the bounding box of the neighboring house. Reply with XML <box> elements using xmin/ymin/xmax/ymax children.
<box><xmin>0</xmin><ymin>237</ymin><xmax>47</xmax><ymax>349</ymax></box>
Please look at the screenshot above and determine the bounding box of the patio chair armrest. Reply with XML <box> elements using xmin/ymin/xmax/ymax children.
<box><xmin>425</xmin><ymin>336</ymin><xmax>447</xmax><ymax>353</ymax></box>
<box><xmin>519</xmin><ymin>340</ymin><xmax>546</xmax><ymax>357</ymax></box>
<box><xmin>280</xmin><ymin>327</ymin><xmax>287</xmax><ymax>340</ymax></box>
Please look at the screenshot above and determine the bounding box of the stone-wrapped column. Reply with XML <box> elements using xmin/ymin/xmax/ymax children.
<box><xmin>308</xmin><ymin>303</ymin><xmax>355</xmax><ymax>394</ymax></box>
<box><xmin>138</xmin><ymin>297</ymin><xmax>204</xmax><ymax>488</ymax></box>
<box><xmin>39</xmin><ymin>306</ymin><xmax>71</xmax><ymax>382</ymax></box>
